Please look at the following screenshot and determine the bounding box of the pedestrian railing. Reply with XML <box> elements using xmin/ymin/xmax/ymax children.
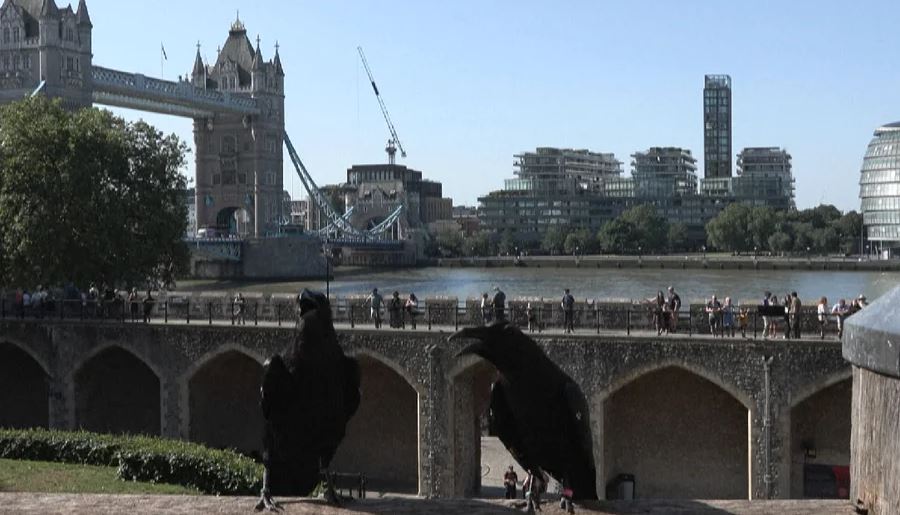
<box><xmin>0</xmin><ymin>294</ymin><xmax>852</xmax><ymax>340</ymax></box>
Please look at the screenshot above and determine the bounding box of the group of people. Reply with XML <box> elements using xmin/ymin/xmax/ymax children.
<box><xmin>647</xmin><ymin>286</ymin><xmax>683</xmax><ymax>335</ymax></box>
<box><xmin>816</xmin><ymin>295</ymin><xmax>867</xmax><ymax>339</ymax></box>
<box><xmin>480</xmin><ymin>286</ymin><xmax>507</xmax><ymax>325</ymax></box>
<box><xmin>364</xmin><ymin>288</ymin><xmax>419</xmax><ymax>329</ymax></box>
<box><xmin>503</xmin><ymin>466</ymin><xmax>575</xmax><ymax>513</ymax></box>
<box><xmin>12</xmin><ymin>282</ymin><xmax>155</xmax><ymax>322</ymax></box>
<box><xmin>702</xmin><ymin>295</ymin><xmax>748</xmax><ymax>338</ymax></box>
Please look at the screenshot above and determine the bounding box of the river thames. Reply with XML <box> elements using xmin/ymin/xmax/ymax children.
<box><xmin>180</xmin><ymin>267</ymin><xmax>900</xmax><ymax>303</ymax></box>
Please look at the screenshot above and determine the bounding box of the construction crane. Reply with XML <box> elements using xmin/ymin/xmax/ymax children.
<box><xmin>357</xmin><ymin>46</ymin><xmax>407</xmax><ymax>165</ymax></box>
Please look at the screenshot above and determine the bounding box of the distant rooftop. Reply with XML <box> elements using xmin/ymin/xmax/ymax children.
<box><xmin>875</xmin><ymin>121</ymin><xmax>900</xmax><ymax>134</ymax></box>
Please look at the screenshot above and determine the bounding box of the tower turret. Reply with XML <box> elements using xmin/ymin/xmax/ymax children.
<box><xmin>191</xmin><ymin>44</ymin><xmax>206</xmax><ymax>88</ymax></box>
<box><xmin>250</xmin><ymin>35</ymin><xmax>264</xmax><ymax>93</ymax></box>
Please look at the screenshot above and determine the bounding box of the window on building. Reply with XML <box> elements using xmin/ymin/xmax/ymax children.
<box><xmin>2</xmin><ymin>28</ymin><xmax>8</xmax><ymax>44</ymax></box>
<box><xmin>213</xmin><ymin>174</ymin><xmax>222</xmax><ymax>185</ymax></box>
<box><xmin>12</xmin><ymin>27</ymin><xmax>19</xmax><ymax>42</ymax></box>
<box><xmin>238</xmin><ymin>173</ymin><xmax>246</xmax><ymax>185</ymax></box>
<box><xmin>66</xmin><ymin>56</ymin><xmax>74</xmax><ymax>72</ymax></box>
<box><xmin>265</xmin><ymin>135</ymin><xmax>278</xmax><ymax>154</ymax></box>
<box><xmin>222</xmin><ymin>135</ymin><xmax>236</xmax><ymax>154</ymax></box>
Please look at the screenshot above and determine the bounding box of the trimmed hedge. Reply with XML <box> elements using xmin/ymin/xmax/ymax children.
<box><xmin>0</xmin><ymin>428</ymin><xmax>262</xmax><ymax>495</ymax></box>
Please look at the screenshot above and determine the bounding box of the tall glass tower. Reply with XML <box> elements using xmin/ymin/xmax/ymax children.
<box><xmin>703</xmin><ymin>75</ymin><xmax>732</xmax><ymax>179</ymax></box>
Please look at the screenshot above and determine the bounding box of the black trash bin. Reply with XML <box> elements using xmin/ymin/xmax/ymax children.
<box><xmin>605</xmin><ymin>473</ymin><xmax>635</xmax><ymax>500</ymax></box>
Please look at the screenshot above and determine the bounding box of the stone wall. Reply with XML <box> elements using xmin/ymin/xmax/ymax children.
<box><xmin>0</xmin><ymin>319</ymin><xmax>849</xmax><ymax>500</ymax></box>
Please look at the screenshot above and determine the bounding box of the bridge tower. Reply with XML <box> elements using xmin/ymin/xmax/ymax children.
<box><xmin>0</xmin><ymin>0</ymin><xmax>93</xmax><ymax>107</ymax></box>
<box><xmin>191</xmin><ymin>16</ymin><xmax>284</xmax><ymax>238</ymax></box>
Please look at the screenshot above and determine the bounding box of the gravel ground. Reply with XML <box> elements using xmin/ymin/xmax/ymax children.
<box><xmin>0</xmin><ymin>493</ymin><xmax>855</xmax><ymax>515</ymax></box>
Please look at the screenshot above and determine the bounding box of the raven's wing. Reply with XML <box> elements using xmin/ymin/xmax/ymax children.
<box><xmin>489</xmin><ymin>380</ymin><xmax>533</xmax><ymax>470</ymax></box>
<box><xmin>561</xmin><ymin>380</ymin><xmax>598</xmax><ymax>499</ymax></box>
<box><xmin>261</xmin><ymin>354</ymin><xmax>292</xmax><ymax>422</ymax></box>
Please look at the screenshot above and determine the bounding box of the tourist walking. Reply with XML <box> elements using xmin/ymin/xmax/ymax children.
<box><xmin>234</xmin><ymin>292</ymin><xmax>246</xmax><ymax>325</ymax></box>
<box><xmin>503</xmin><ymin>465</ymin><xmax>518</xmax><ymax>500</ymax></box>
<box><xmin>128</xmin><ymin>288</ymin><xmax>139</xmax><ymax>322</ymax></box>
<box><xmin>761</xmin><ymin>291</ymin><xmax>772</xmax><ymax>338</ymax></box>
<box><xmin>666</xmin><ymin>286</ymin><xmax>681</xmax><ymax>333</ymax></box>
<box><xmin>561</xmin><ymin>289</ymin><xmax>575</xmax><ymax>334</ymax></box>
<box><xmin>558</xmin><ymin>482</ymin><xmax>575</xmax><ymax>514</ymax></box>
<box><xmin>832</xmin><ymin>298</ymin><xmax>850</xmax><ymax>338</ymax></box>
<box><xmin>524</xmin><ymin>469</ymin><xmax>543</xmax><ymax>513</ymax></box>
<box><xmin>649</xmin><ymin>291</ymin><xmax>666</xmax><ymax>335</ymax></box>
<box><xmin>722</xmin><ymin>297</ymin><xmax>735</xmax><ymax>337</ymax></box>
<box><xmin>492</xmin><ymin>286</ymin><xmax>506</xmax><ymax>322</ymax></box>
<box><xmin>768</xmin><ymin>295</ymin><xmax>781</xmax><ymax>339</ymax></box>
<box><xmin>738</xmin><ymin>306</ymin><xmax>750</xmax><ymax>338</ymax></box>
<box><xmin>405</xmin><ymin>292</ymin><xmax>418</xmax><ymax>329</ymax></box>
<box><xmin>389</xmin><ymin>291</ymin><xmax>402</xmax><ymax>328</ymax></box>
<box><xmin>142</xmin><ymin>289</ymin><xmax>154</xmax><ymax>323</ymax></box>
<box><xmin>706</xmin><ymin>295</ymin><xmax>722</xmax><ymax>337</ymax></box>
<box><xmin>481</xmin><ymin>293</ymin><xmax>492</xmax><ymax>325</ymax></box>
<box><xmin>817</xmin><ymin>297</ymin><xmax>828</xmax><ymax>339</ymax></box>
<box><xmin>365</xmin><ymin>288</ymin><xmax>383</xmax><ymax>328</ymax></box>
<box><xmin>526</xmin><ymin>302</ymin><xmax>537</xmax><ymax>333</ymax></box>
<box><xmin>782</xmin><ymin>291</ymin><xmax>793</xmax><ymax>339</ymax></box>
<box><xmin>789</xmin><ymin>291</ymin><xmax>802</xmax><ymax>339</ymax></box>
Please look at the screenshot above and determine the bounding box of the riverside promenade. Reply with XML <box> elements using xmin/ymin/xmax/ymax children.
<box><xmin>435</xmin><ymin>254</ymin><xmax>900</xmax><ymax>271</ymax></box>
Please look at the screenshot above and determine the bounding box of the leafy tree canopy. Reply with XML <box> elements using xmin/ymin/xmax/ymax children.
<box><xmin>0</xmin><ymin>97</ymin><xmax>189</xmax><ymax>287</ymax></box>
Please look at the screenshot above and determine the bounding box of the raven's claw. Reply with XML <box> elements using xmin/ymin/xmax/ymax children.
<box><xmin>254</xmin><ymin>493</ymin><xmax>282</xmax><ymax>512</ymax></box>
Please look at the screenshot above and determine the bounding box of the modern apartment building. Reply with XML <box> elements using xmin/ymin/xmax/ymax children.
<box><xmin>632</xmin><ymin>147</ymin><xmax>699</xmax><ymax>198</ymax></box>
<box><xmin>703</xmin><ymin>75</ymin><xmax>733</xmax><ymax>179</ymax></box>
<box><xmin>734</xmin><ymin>147</ymin><xmax>795</xmax><ymax>210</ymax></box>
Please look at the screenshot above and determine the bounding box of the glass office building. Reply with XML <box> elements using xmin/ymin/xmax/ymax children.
<box><xmin>860</xmin><ymin>122</ymin><xmax>900</xmax><ymax>257</ymax></box>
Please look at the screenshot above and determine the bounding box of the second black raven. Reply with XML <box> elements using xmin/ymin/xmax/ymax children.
<box><xmin>256</xmin><ymin>289</ymin><xmax>361</xmax><ymax>511</ymax></box>
<box><xmin>451</xmin><ymin>322</ymin><xmax>597</xmax><ymax>500</ymax></box>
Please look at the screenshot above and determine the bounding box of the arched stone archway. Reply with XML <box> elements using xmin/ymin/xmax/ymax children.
<box><xmin>0</xmin><ymin>342</ymin><xmax>49</xmax><ymax>429</ymax></box>
<box><xmin>789</xmin><ymin>377</ymin><xmax>852</xmax><ymax>499</ymax></box>
<box><xmin>449</xmin><ymin>358</ymin><xmax>498</xmax><ymax>497</ymax></box>
<box><xmin>598</xmin><ymin>366</ymin><xmax>750</xmax><ymax>499</ymax></box>
<box><xmin>188</xmin><ymin>350</ymin><xmax>264</xmax><ymax>456</ymax></box>
<box><xmin>331</xmin><ymin>354</ymin><xmax>420</xmax><ymax>494</ymax></box>
<box><xmin>74</xmin><ymin>346</ymin><xmax>161</xmax><ymax>435</ymax></box>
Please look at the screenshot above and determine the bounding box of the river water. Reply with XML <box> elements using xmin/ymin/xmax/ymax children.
<box><xmin>180</xmin><ymin>267</ymin><xmax>900</xmax><ymax>303</ymax></box>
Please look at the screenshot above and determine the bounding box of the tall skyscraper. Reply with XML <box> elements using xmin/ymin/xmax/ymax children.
<box><xmin>703</xmin><ymin>75</ymin><xmax>732</xmax><ymax>179</ymax></box>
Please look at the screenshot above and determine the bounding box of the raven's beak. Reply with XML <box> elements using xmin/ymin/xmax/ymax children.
<box><xmin>450</xmin><ymin>327</ymin><xmax>492</xmax><ymax>358</ymax></box>
<box><xmin>449</xmin><ymin>326</ymin><xmax>491</xmax><ymax>342</ymax></box>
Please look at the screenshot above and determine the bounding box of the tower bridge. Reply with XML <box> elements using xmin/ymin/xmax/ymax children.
<box><xmin>0</xmin><ymin>0</ymin><xmax>401</xmax><ymax>251</ymax></box>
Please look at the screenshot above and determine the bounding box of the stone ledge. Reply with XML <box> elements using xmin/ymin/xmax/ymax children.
<box><xmin>842</xmin><ymin>285</ymin><xmax>900</xmax><ymax>378</ymax></box>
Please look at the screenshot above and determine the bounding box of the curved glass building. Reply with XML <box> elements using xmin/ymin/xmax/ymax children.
<box><xmin>860</xmin><ymin>122</ymin><xmax>900</xmax><ymax>257</ymax></box>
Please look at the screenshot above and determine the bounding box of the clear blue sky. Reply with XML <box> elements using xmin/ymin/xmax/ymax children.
<box><xmin>90</xmin><ymin>0</ymin><xmax>900</xmax><ymax>212</ymax></box>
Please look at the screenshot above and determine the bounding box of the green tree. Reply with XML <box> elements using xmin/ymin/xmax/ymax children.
<box><xmin>434</xmin><ymin>229</ymin><xmax>463</xmax><ymax>257</ymax></box>
<box><xmin>832</xmin><ymin>211</ymin><xmax>863</xmax><ymax>255</ymax></box>
<box><xmin>620</xmin><ymin>204</ymin><xmax>668</xmax><ymax>253</ymax></box>
<box><xmin>563</xmin><ymin>228</ymin><xmax>593</xmax><ymax>255</ymax></box>
<box><xmin>0</xmin><ymin>98</ymin><xmax>188</xmax><ymax>287</ymax></box>
<box><xmin>597</xmin><ymin>218</ymin><xmax>635</xmax><ymax>254</ymax></box>
<box><xmin>497</xmin><ymin>230</ymin><xmax>517</xmax><ymax>256</ymax></box>
<box><xmin>768</xmin><ymin>231</ymin><xmax>793</xmax><ymax>253</ymax></box>
<box><xmin>747</xmin><ymin>206</ymin><xmax>777</xmax><ymax>251</ymax></box>
<box><xmin>541</xmin><ymin>226</ymin><xmax>567</xmax><ymax>255</ymax></box>
<box><xmin>667</xmin><ymin>222</ymin><xmax>690</xmax><ymax>252</ymax></box>
<box><xmin>462</xmin><ymin>232</ymin><xmax>491</xmax><ymax>257</ymax></box>
<box><xmin>706</xmin><ymin>203</ymin><xmax>752</xmax><ymax>252</ymax></box>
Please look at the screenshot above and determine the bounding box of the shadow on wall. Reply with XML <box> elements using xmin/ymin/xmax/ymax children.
<box><xmin>74</xmin><ymin>346</ymin><xmax>161</xmax><ymax>435</ymax></box>
<box><xmin>0</xmin><ymin>342</ymin><xmax>48</xmax><ymax>429</ymax></box>
<box><xmin>603</xmin><ymin>367</ymin><xmax>749</xmax><ymax>500</ymax></box>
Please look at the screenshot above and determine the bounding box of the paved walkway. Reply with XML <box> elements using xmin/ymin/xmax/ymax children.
<box><xmin>0</xmin><ymin>493</ymin><xmax>855</xmax><ymax>514</ymax></box>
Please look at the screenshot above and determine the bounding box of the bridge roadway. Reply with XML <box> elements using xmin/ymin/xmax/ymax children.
<box><xmin>0</xmin><ymin>318</ymin><xmax>850</xmax><ymax>501</ymax></box>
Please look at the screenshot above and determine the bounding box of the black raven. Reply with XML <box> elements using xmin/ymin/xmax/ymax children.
<box><xmin>451</xmin><ymin>322</ymin><xmax>597</xmax><ymax>500</ymax></box>
<box><xmin>256</xmin><ymin>289</ymin><xmax>361</xmax><ymax>511</ymax></box>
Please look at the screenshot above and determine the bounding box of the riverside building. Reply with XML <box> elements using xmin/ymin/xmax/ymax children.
<box><xmin>859</xmin><ymin>122</ymin><xmax>900</xmax><ymax>258</ymax></box>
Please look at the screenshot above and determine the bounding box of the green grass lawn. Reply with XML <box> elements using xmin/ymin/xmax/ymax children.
<box><xmin>0</xmin><ymin>459</ymin><xmax>199</xmax><ymax>495</ymax></box>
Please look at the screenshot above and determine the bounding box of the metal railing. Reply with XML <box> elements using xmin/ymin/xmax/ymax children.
<box><xmin>0</xmin><ymin>296</ymin><xmax>852</xmax><ymax>340</ymax></box>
